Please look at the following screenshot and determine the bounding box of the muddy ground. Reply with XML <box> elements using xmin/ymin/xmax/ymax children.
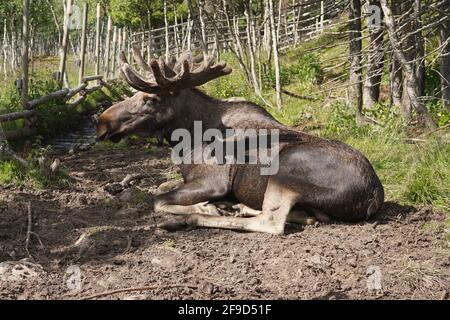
<box><xmin>0</xmin><ymin>143</ymin><xmax>449</xmax><ymax>300</ymax></box>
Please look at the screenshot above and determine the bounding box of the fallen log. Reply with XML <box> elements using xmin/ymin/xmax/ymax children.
<box><xmin>0</xmin><ymin>110</ymin><xmax>35</xmax><ymax>122</ymax></box>
<box><xmin>84</xmin><ymin>85</ymin><xmax>102</xmax><ymax>95</ymax></box>
<box><xmin>65</xmin><ymin>83</ymin><xmax>88</xmax><ymax>100</ymax></box>
<box><xmin>26</xmin><ymin>88</ymin><xmax>70</xmax><ymax>109</ymax></box>
<box><xmin>82</xmin><ymin>75</ymin><xmax>103</xmax><ymax>83</ymax></box>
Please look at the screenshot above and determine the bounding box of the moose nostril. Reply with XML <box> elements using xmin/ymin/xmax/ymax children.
<box><xmin>96</xmin><ymin>131</ymin><xmax>108</xmax><ymax>141</ymax></box>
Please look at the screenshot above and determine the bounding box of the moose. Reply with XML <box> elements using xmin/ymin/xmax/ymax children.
<box><xmin>96</xmin><ymin>47</ymin><xmax>384</xmax><ymax>235</ymax></box>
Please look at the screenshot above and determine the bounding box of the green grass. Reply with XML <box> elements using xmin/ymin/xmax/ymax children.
<box><xmin>0</xmin><ymin>159</ymin><xmax>71</xmax><ymax>189</ymax></box>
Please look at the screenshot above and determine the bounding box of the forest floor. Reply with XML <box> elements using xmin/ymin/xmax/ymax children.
<box><xmin>0</xmin><ymin>142</ymin><xmax>449</xmax><ymax>300</ymax></box>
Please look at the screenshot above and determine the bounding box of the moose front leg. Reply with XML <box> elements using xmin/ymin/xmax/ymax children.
<box><xmin>158</xmin><ymin>180</ymin><xmax>301</xmax><ymax>235</ymax></box>
<box><xmin>154</xmin><ymin>179</ymin><xmax>230</xmax><ymax>217</ymax></box>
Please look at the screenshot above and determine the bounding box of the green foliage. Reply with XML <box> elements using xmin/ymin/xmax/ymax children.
<box><xmin>263</xmin><ymin>53</ymin><xmax>322</xmax><ymax>89</ymax></box>
<box><xmin>403</xmin><ymin>140</ymin><xmax>449</xmax><ymax>206</ymax></box>
<box><xmin>285</xmin><ymin>53</ymin><xmax>322</xmax><ymax>85</ymax></box>
<box><xmin>428</xmin><ymin>100</ymin><xmax>450</xmax><ymax>127</ymax></box>
<box><xmin>346</xmin><ymin>134</ymin><xmax>449</xmax><ymax>213</ymax></box>
<box><xmin>108</xmin><ymin>0</ymin><xmax>188</xmax><ymax>29</ymax></box>
<box><xmin>0</xmin><ymin>82</ymin><xmax>23</xmax><ymax>131</ymax></box>
<box><xmin>424</xmin><ymin>65</ymin><xmax>442</xmax><ymax>97</ymax></box>
<box><xmin>0</xmin><ymin>161</ymin><xmax>25</xmax><ymax>184</ymax></box>
<box><xmin>200</xmin><ymin>53</ymin><xmax>252</xmax><ymax>99</ymax></box>
<box><xmin>323</xmin><ymin>102</ymin><xmax>362</xmax><ymax>137</ymax></box>
<box><xmin>0</xmin><ymin>159</ymin><xmax>71</xmax><ymax>189</ymax></box>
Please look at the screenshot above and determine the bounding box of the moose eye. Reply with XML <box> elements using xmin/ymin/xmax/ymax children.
<box><xmin>144</xmin><ymin>95</ymin><xmax>161</xmax><ymax>106</ymax></box>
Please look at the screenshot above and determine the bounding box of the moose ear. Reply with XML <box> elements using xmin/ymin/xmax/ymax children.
<box><xmin>185</xmin><ymin>51</ymin><xmax>193</xmax><ymax>66</ymax></box>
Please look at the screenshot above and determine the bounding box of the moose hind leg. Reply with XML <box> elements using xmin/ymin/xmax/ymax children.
<box><xmin>154</xmin><ymin>180</ymin><xmax>229</xmax><ymax>216</ymax></box>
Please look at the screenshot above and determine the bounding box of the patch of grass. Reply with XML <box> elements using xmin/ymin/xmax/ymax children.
<box><xmin>163</xmin><ymin>239</ymin><xmax>176</xmax><ymax>248</ymax></box>
<box><xmin>0</xmin><ymin>159</ymin><xmax>71</xmax><ymax>189</ymax></box>
<box><xmin>92</xmin><ymin>140</ymin><xmax>129</xmax><ymax>151</ymax></box>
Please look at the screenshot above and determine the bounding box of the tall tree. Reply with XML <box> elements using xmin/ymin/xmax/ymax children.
<box><xmin>349</xmin><ymin>0</ymin><xmax>363</xmax><ymax>118</ymax></box>
<box><xmin>268</xmin><ymin>0</ymin><xmax>282</xmax><ymax>109</ymax></box>
<box><xmin>364</xmin><ymin>0</ymin><xmax>384</xmax><ymax>108</ymax></box>
<box><xmin>389</xmin><ymin>0</ymin><xmax>402</xmax><ymax>107</ymax></box>
<box><xmin>413</xmin><ymin>0</ymin><xmax>425</xmax><ymax>97</ymax></box>
<box><xmin>440</xmin><ymin>0</ymin><xmax>450</xmax><ymax>108</ymax></box>
<box><xmin>380</xmin><ymin>0</ymin><xmax>436</xmax><ymax>130</ymax></box>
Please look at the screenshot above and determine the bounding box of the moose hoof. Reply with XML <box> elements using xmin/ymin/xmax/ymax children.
<box><xmin>197</xmin><ymin>202</ymin><xmax>223</xmax><ymax>216</ymax></box>
<box><xmin>156</xmin><ymin>216</ymin><xmax>190</xmax><ymax>232</ymax></box>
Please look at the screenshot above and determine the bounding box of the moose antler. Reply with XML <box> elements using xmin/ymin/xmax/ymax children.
<box><xmin>119</xmin><ymin>46</ymin><xmax>232</xmax><ymax>94</ymax></box>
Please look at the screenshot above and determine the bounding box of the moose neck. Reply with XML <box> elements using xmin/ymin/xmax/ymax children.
<box><xmin>163</xmin><ymin>89</ymin><xmax>225</xmax><ymax>146</ymax></box>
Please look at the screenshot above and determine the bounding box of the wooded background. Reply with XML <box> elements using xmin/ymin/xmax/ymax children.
<box><xmin>0</xmin><ymin>0</ymin><xmax>449</xmax><ymax>138</ymax></box>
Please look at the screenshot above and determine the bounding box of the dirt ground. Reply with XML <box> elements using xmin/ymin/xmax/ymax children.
<box><xmin>0</xmin><ymin>143</ymin><xmax>449</xmax><ymax>300</ymax></box>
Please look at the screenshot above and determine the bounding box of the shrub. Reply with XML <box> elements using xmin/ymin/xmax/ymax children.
<box><xmin>262</xmin><ymin>53</ymin><xmax>322</xmax><ymax>89</ymax></box>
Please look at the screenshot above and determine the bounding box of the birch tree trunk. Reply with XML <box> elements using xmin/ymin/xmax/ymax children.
<box><xmin>173</xmin><ymin>0</ymin><xmax>180</xmax><ymax>56</ymax></box>
<box><xmin>349</xmin><ymin>0</ymin><xmax>363</xmax><ymax>117</ymax></box>
<box><xmin>245</xmin><ymin>0</ymin><xmax>261</xmax><ymax>94</ymax></box>
<box><xmin>3</xmin><ymin>19</ymin><xmax>8</xmax><ymax>80</ymax></box>
<box><xmin>164</xmin><ymin>0</ymin><xmax>170</xmax><ymax>61</ymax></box>
<box><xmin>268</xmin><ymin>0</ymin><xmax>282</xmax><ymax>109</ymax></box>
<box><xmin>364</xmin><ymin>0</ymin><xmax>384</xmax><ymax>108</ymax></box>
<box><xmin>400</xmin><ymin>0</ymin><xmax>416</xmax><ymax>121</ymax></box>
<box><xmin>390</xmin><ymin>0</ymin><xmax>402</xmax><ymax>107</ymax></box>
<box><xmin>198</xmin><ymin>0</ymin><xmax>208</xmax><ymax>53</ymax></box>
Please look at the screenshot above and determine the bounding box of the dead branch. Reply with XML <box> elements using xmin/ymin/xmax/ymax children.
<box><xmin>25</xmin><ymin>202</ymin><xmax>44</xmax><ymax>259</ymax></box>
<box><xmin>81</xmin><ymin>284</ymin><xmax>199</xmax><ymax>300</ymax></box>
<box><xmin>274</xmin><ymin>86</ymin><xmax>319</xmax><ymax>101</ymax></box>
<box><xmin>25</xmin><ymin>202</ymin><xmax>32</xmax><ymax>258</ymax></box>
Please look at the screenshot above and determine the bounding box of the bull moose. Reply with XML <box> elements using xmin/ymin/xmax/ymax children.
<box><xmin>96</xmin><ymin>47</ymin><xmax>384</xmax><ymax>235</ymax></box>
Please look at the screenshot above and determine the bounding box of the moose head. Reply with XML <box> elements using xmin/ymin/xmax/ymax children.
<box><xmin>96</xmin><ymin>46</ymin><xmax>232</xmax><ymax>143</ymax></box>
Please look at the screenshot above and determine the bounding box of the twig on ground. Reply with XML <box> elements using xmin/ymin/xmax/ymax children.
<box><xmin>25</xmin><ymin>202</ymin><xmax>32</xmax><ymax>258</ymax></box>
<box><xmin>419</xmin><ymin>124</ymin><xmax>449</xmax><ymax>137</ymax></box>
<box><xmin>81</xmin><ymin>284</ymin><xmax>198</xmax><ymax>300</ymax></box>
<box><xmin>25</xmin><ymin>202</ymin><xmax>44</xmax><ymax>259</ymax></box>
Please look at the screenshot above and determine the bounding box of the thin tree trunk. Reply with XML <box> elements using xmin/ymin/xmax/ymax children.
<box><xmin>198</xmin><ymin>0</ymin><xmax>208</xmax><ymax>53</ymax></box>
<box><xmin>22</xmin><ymin>0</ymin><xmax>30</xmax><ymax>108</ymax></box>
<box><xmin>390</xmin><ymin>0</ymin><xmax>402</xmax><ymax>107</ymax></box>
<box><xmin>268</xmin><ymin>0</ymin><xmax>282</xmax><ymax>109</ymax></box>
<box><xmin>164</xmin><ymin>0</ymin><xmax>170</xmax><ymax>61</ymax></box>
<box><xmin>439</xmin><ymin>0</ymin><xmax>450</xmax><ymax>108</ymax></box>
<box><xmin>380</xmin><ymin>0</ymin><xmax>437</xmax><ymax>130</ymax></box>
<box><xmin>400</xmin><ymin>0</ymin><xmax>416</xmax><ymax>121</ymax></box>
<box><xmin>173</xmin><ymin>0</ymin><xmax>180</xmax><ymax>56</ymax></box>
<box><xmin>414</xmin><ymin>0</ymin><xmax>425</xmax><ymax>97</ymax></box>
<box><xmin>45</xmin><ymin>0</ymin><xmax>62</xmax><ymax>46</ymax></box>
<box><xmin>147</xmin><ymin>8</ymin><xmax>153</xmax><ymax>63</ymax></box>
<box><xmin>245</xmin><ymin>0</ymin><xmax>261</xmax><ymax>94</ymax></box>
<box><xmin>364</xmin><ymin>0</ymin><xmax>384</xmax><ymax>108</ymax></box>
<box><xmin>222</xmin><ymin>0</ymin><xmax>251</xmax><ymax>82</ymax></box>
<box><xmin>349</xmin><ymin>0</ymin><xmax>363</xmax><ymax>117</ymax></box>
<box><xmin>3</xmin><ymin>19</ymin><xmax>8</xmax><ymax>80</ymax></box>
